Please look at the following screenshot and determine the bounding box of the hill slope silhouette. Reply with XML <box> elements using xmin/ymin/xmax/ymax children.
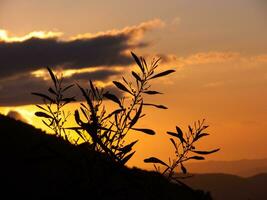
<box><xmin>183</xmin><ymin>173</ymin><xmax>267</xmax><ymax>200</ymax></box>
<box><xmin>0</xmin><ymin>114</ymin><xmax>211</xmax><ymax>199</ymax></box>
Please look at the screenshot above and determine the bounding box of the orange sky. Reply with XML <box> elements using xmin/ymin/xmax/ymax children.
<box><xmin>0</xmin><ymin>0</ymin><xmax>267</xmax><ymax>169</ymax></box>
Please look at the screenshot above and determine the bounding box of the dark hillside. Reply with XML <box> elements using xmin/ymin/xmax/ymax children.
<box><xmin>0</xmin><ymin>114</ymin><xmax>211</xmax><ymax>199</ymax></box>
<box><xmin>183</xmin><ymin>173</ymin><xmax>267</xmax><ymax>200</ymax></box>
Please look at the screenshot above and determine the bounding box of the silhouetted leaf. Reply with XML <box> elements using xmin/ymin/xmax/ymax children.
<box><xmin>176</xmin><ymin>126</ymin><xmax>186</xmax><ymax>143</ymax></box>
<box><xmin>170</xmin><ymin>138</ymin><xmax>177</xmax><ymax>151</ymax></box>
<box><xmin>47</xmin><ymin>67</ymin><xmax>57</xmax><ymax>89</ymax></box>
<box><xmin>131</xmin><ymin>52</ymin><xmax>144</xmax><ymax>73</ymax></box>
<box><xmin>188</xmin><ymin>156</ymin><xmax>205</xmax><ymax>160</ymax></box>
<box><xmin>32</xmin><ymin>92</ymin><xmax>55</xmax><ymax>103</ymax></box>
<box><xmin>143</xmin><ymin>103</ymin><xmax>168</xmax><ymax>109</ymax></box>
<box><xmin>150</xmin><ymin>70</ymin><xmax>175</xmax><ymax>79</ymax></box>
<box><xmin>35</xmin><ymin>111</ymin><xmax>52</xmax><ymax>119</ymax></box>
<box><xmin>167</xmin><ymin>130</ymin><xmax>186</xmax><ymax>144</ymax></box>
<box><xmin>48</xmin><ymin>87</ymin><xmax>57</xmax><ymax>95</ymax></box>
<box><xmin>62</xmin><ymin>84</ymin><xmax>74</xmax><ymax>92</ymax></box>
<box><xmin>129</xmin><ymin>102</ymin><xmax>143</xmax><ymax>128</ymax></box>
<box><xmin>103</xmin><ymin>92</ymin><xmax>122</xmax><ymax>107</ymax></box>
<box><xmin>181</xmin><ymin>163</ymin><xmax>187</xmax><ymax>174</ymax></box>
<box><xmin>192</xmin><ymin>148</ymin><xmax>220</xmax><ymax>155</ymax></box>
<box><xmin>77</xmin><ymin>84</ymin><xmax>95</xmax><ymax>116</ymax></box>
<box><xmin>132</xmin><ymin>128</ymin><xmax>155</xmax><ymax>135</ymax></box>
<box><xmin>144</xmin><ymin>157</ymin><xmax>168</xmax><ymax>167</ymax></box>
<box><xmin>74</xmin><ymin>110</ymin><xmax>82</xmax><ymax>125</ymax></box>
<box><xmin>102</xmin><ymin>109</ymin><xmax>124</xmax><ymax>121</ymax></box>
<box><xmin>116</xmin><ymin>140</ymin><xmax>138</xmax><ymax>154</ymax></box>
<box><xmin>35</xmin><ymin>105</ymin><xmax>47</xmax><ymax>112</ymax></box>
<box><xmin>121</xmin><ymin>151</ymin><xmax>136</xmax><ymax>165</ymax></box>
<box><xmin>143</xmin><ymin>91</ymin><xmax>162</xmax><ymax>95</ymax></box>
<box><xmin>113</xmin><ymin>81</ymin><xmax>132</xmax><ymax>94</ymax></box>
<box><xmin>62</xmin><ymin>97</ymin><xmax>76</xmax><ymax>103</ymax></box>
<box><xmin>193</xmin><ymin>133</ymin><xmax>210</xmax><ymax>142</ymax></box>
<box><xmin>167</xmin><ymin>131</ymin><xmax>179</xmax><ymax>137</ymax></box>
<box><xmin>89</xmin><ymin>80</ymin><xmax>96</xmax><ymax>97</ymax></box>
<box><xmin>176</xmin><ymin>126</ymin><xmax>183</xmax><ymax>136</ymax></box>
<box><xmin>132</xmin><ymin>71</ymin><xmax>141</xmax><ymax>82</ymax></box>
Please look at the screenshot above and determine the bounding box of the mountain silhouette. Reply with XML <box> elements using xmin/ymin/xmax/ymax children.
<box><xmin>183</xmin><ymin>173</ymin><xmax>267</xmax><ymax>200</ymax></box>
<box><xmin>186</xmin><ymin>159</ymin><xmax>267</xmax><ymax>177</ymax></box>
<box><xmin>0</xmin><ymin>114</ymin><xmax>211</xmax><ymax>199</ymax></box>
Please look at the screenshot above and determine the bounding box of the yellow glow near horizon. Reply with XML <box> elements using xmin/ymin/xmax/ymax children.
<box><xmin>0</xmin><ymin>29</ymin><xmax>63</xmax><ymax>42</ymax></box>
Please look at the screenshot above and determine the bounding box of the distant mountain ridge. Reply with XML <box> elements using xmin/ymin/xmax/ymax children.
<box><xmin>183</xmin><ymin>173</ymin><xmax>267</xmax><ymax>200</ymax></box>
<box><xmin>186</xmin><ymin>158</ymin><xmax>267</xmax><ymax>177</ymax></box>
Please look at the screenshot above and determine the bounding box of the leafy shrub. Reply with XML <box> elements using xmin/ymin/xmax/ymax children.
<box><xmin>33</xmin><ymin>51</ymin><xmax>219</xmax><ymax>176</ymax></box>
<box><xmin>33</xmin><ymin>52</ymin><xmax>175</xmax><ymax>165</ymax></box>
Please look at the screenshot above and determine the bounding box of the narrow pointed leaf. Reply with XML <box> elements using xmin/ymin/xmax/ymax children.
<box><xmin>102</xmin><ymin>109</ymin><xmax>124</xmax><ymax>121</ymax></box>
<box><xmin>132</xmin><ymin>71</ymin><xmax>142</xmax><ymax>82</ymax></box>
<box><xmin>113</xmin><ymin>81</ymin><xmax>132</xmax><ymax>94</ymax></box>
<box><xmin>192</xmin><ymin>148</ymin><xmax>220</xmax><ymax>155</ymax></box>
<box><xmin>176</xmin><ymin>126</ymin><xmax>186</xmax><ymax>143</ymax></box>
<box><xmin>188</xmin><ymin>156</ymin><xmax>205</xmax><ymax>160</ymax></box>
<box><xmin>116</xmin><ymin>140</ymin><xmax>138</xmax><ymax>154</ymax></box>
<box><xmin>170</xmin><ymin>138</ymin><xmax>177</xmax><ymax>151</ymax></box>
<box><xmin>103</xmin><ymin>92</ymin><xmax>122</xmax><ymax>107</ymax></box>
<box><xmin>35</xmin><ymin>105</ymin><xmax>47</xmax><ymax>112</ymax></box>
<box><xmin>143</xmin><ymin>103</ymin><xmax>167</xmax><ymax>109</ymax></box>
<box><xmin>193</xmin><ymin>133</ymin><xmax>210</xmax><ymax>142</ymax></box>
<box><xmin>167</xmin><ymin>131</ymin><xmax>185</xmax><ymax>143</ymax></box>
<box><xmin>32</xmin><ymin>92</ymin><xmax>55</xmax><ymax>103</ymax></box>
<box><xmin>150</xmin><ymin>70</ymin><xmax>175</xmax><ymax>79</ymax></box>
<box><xmin>121</xmin><ymin>151</ymin><xmax>135</xmax><ymax>165</ymax></box>
<box><xmin>89</xmin><ymin>80</ymin><xmax>96</xmax><ymax>97</ymax></box>
<box><xmin>35</xmin><ymin>111</ymin><xmax>52</xmax><ymax>119</ymax></box>
<box><xmin>62</xmin><ymin>84</ymin><xmax>74</xmax><ymax>92</ymax></box>
<box><xmin>143</xmin><ymin>91</ymin><xmax>162</xmax><ymax>95</ymax></box>
<box><xmin>129</xmin><ymin>102</ymin><xmax>143</xmax><ymax>128</ymax></box>
<box><xmin>131</xmin><ymin>128</ymin><xmax>155</xmax><ymax>135</ymax></box>
<box><xmin>176</xmin><ymin>126</ymin><xmax>183</xmax><ymax>136</ymax></box>
<box><xmin>144</xmin><ymin>157</ymin><xmax>168</xmax><ymax>167</ymax></box>
<box><xmin>48</xmin><ymin>87</ymin><xmax>57</xmax><ymax>95</ymax></box>
<box><xmin>131</xmin><ymin>52</ymin><xmax>144</xmax><ymax>73</ymax></box>
<box><xmin>47</xmin><ymin>67</ymin><xmax>57</xmax><ymax>89</ymax></box>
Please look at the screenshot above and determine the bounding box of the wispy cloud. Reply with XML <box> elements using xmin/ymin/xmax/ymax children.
<box><xmin>71</xmin><ymin>19</ymin><xmax>165</xmax><ymax>41</ymax></box>
<box><xmin>161</xmin><ymin>52</ymin><xmax>241</xmax><ymax>68</ymax></box>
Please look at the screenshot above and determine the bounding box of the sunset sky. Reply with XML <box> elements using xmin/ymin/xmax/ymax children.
<box><xmin>0</xmin><ymin>0</ymin><xmax>267</xmax><ymax>169</ymax></box>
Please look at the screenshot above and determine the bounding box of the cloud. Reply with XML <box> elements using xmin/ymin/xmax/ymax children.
<box><xmin>160</xmin><ymin>52</ymin><xmax>241</xmax><ymax>68</ymax></box>
<box><xmin>0</xmin><ymin>19</ymin><xmax>164</xmax><ymax>80</ymax></box>
<box><xmin>71</xmin><ymin>19</ymin><xmax>165</xmax><ymax>41</ymax></box>
<box><xmin>6</xmin><ymin>110</ymin><xmax>29</xmax><ymax>123</ymax></box>
<box><xmin>0</xmin><ymin>68</ymin><xmax>125</xmax><ymax>106</ymax></box>
<box><xmin>70</xmin><ymin>69</ymin><xmax>122</xmax><ymax>81</ymax></box>
<box><xmin>0</xmin><ymin>29</ymin><xmax>63</xmax><ymax>42</ymax></box>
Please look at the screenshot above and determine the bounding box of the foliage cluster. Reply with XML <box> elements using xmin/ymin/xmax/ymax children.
<box><xmin>33</xmin><ymin>52</ymin><xmax>219</xmax><ymax>181</ymax></box>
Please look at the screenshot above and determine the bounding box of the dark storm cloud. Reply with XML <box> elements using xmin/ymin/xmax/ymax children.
<box><xmin>0</xmin><ymin>69</ymin><xmax>124</xmax><ymax>106</ymax></box>
<box><xmin>71</xmin><ymin>69</ymin><xmax>121</xmax><ymax>81</ymax></box>
<box><xmin>0</xmin><ymin>35</ymin><xmax>137</xmax><ymax>79</ymax></box>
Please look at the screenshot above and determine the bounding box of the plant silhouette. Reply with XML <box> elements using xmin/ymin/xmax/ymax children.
<box><xmin>33</xmin><ymin>52</ymin><xmax>176</xmax><ymax>165</ymax></box>
<box><xmin>144</xmin><ymin>119</ymin><xmax>220</xmax><ymax>184</ymax></box>
<box><xmin>32</xmin><ymin>69</ymin><xmax>75</xmax><ymax>140</ymax></box>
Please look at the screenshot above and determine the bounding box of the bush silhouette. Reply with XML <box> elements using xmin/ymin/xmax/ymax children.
<box><xmin>33</xmin><ymin>52</ymin><xmax>176</xmax><ymax>165</ymax></box>
<box><xmin>32</xmin><ymin>51</ymin><xmax>219</xmax><ymax>187</ymax></box>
